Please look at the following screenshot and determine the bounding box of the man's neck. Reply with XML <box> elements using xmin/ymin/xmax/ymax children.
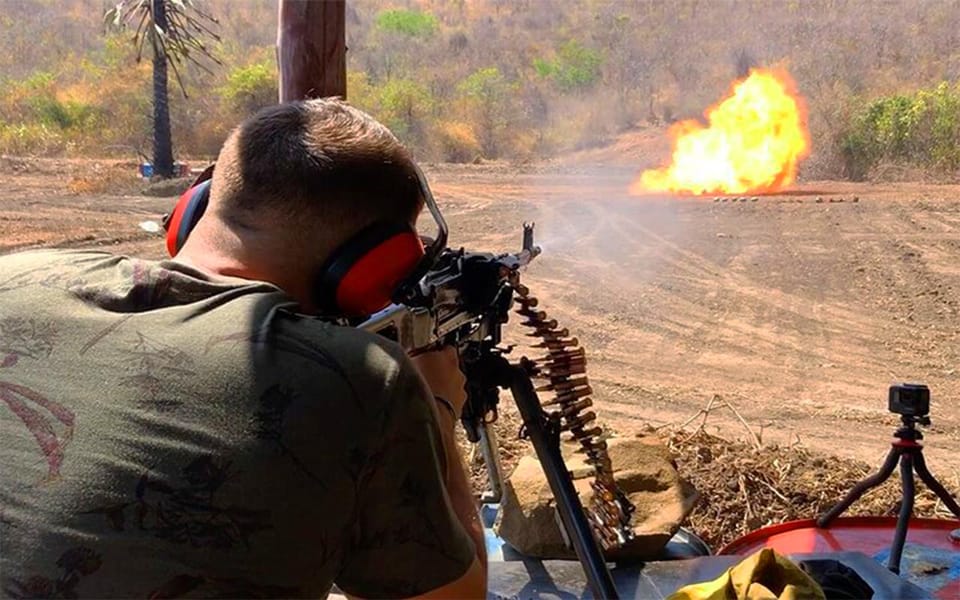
<box><xmin>174</xmin><ymin>220</ymin><xmax>322</xmax><ymax>314</ymax></box>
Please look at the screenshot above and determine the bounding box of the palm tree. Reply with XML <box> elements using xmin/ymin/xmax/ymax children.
<box><xmin>105</xmin><ymin>0</ymin><xmax>220</xmax><ymax>179</ymax></box>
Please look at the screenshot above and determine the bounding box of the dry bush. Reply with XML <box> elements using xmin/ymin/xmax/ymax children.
<box><xmin>668</xmin><ymin>427</ymin><xmax>957</xmax><ymax>549</ymax></box>
<box><xmin>66</xmin><ymin>162</ymin><xmax>143</xmax><ymax>195</ymax></box>
<box><xmin>464</xmin><ymin>393</ymin><xmax>959</xmax><ymax>551</ymax></box>
<box><xmin>437</xmin><ymin>121</ymin><xmax>481</xmax><ymax>163</ymax></box>
<box><xmin>659</xmin><ymin>395</ymin><xmax>959</xmax><ymax>549</ymax></box>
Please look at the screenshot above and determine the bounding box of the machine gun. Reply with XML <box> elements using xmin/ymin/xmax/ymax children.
<box><xmin>358</xmin><ymin>223</ymin><xmax>541</xmax><ymax>500</ymax></box>
<box><xmin>357</xmin><ymin>175</ymin><xmax>635</xmax><ymax>598</ymax></box>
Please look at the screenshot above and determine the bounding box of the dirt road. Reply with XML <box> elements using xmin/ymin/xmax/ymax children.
<box><xmin>2</xmin><ymin>159</ymin><xmax>959</xmax><ymax>474</ymax></box>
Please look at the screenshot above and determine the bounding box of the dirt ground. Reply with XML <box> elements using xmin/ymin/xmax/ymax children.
<box><xmin>2</xmin><ymin>156</ymin><xmax>959</xmax><ymax>483</ymax></box>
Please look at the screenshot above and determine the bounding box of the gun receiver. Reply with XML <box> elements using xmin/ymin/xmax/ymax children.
<box><xmin>358</xmin><ymin>222</ymin><xmax>541</xmax><ymax>353</ymax></box>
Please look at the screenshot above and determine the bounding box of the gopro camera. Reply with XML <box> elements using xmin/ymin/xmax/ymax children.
<box><xmin>888</xmin><ymin>383</ymin><xmax>930</xmax><ymax>417</ymax></box>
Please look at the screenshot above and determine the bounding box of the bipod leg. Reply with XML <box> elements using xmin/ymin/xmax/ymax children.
<box><xmin>888</xmin><ymin>453</ymin><xmax>915</xmax><ymax>574</ymax></box>
<box><xmin>912</xmin><ymin>450</ymin><xmax>960</xmax><ymax>518</ymax></box>
<box><xmin>504</xmin><ymin>362</ymin><xmax>619</xmax><ymax>600</ymax></box>
<box><xmin>817</xmin><ymin>446</ymin><xmax>901</xmax><ymax>528</ymax></box>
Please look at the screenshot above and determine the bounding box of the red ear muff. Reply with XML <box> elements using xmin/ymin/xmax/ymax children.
<box><xmin>316</xmin><ymin>221</ymin><xmax>425</xmax><ymax>316</ymax></box>
<box><xmin>164</xmin><ymin>179</ymin><xmax>211</xmax><ymax>257</ymax></box>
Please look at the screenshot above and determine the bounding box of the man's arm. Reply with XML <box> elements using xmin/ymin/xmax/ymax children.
<box><xmin>409</xmin><ymin>347</ymin><xmax>487</xmax><ymax>574</ymax></box>
<box><xmin>335</xmin><ymin>346</ymin><xmax>486</xmax><ymax>600</ymax></box>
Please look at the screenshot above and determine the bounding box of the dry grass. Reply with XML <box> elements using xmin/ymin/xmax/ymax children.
<box><xmin>464</xmin><ymin>393</ymin><xmax>960</xmax><ymax>551</ymax></box>
<box><xmin>66</xmin><ymin>163</ymin><xmax>142</xmax><ymax>195</ymax></box>
<box><xmin>667</xmin><ymin>428</ymin><xmax>957</xmax><ymax>549</ymax></box>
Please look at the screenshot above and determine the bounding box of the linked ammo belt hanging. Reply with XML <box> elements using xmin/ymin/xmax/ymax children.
<box><xmin>513</xmin><ymin>283</ymin><xmax>636</xmax><ymax>550</ymax></box>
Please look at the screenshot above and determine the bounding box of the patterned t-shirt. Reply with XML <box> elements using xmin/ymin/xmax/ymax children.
<box><xmin>0</xmin><ymin>249</ymin><xmax>474</xmax><ymax>599</ymax></box>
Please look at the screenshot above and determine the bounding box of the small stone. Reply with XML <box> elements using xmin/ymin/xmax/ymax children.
<box><xmin>713</xmin><ymin>197</ymin><xmax>721</xmax><ymax>202</ymax></box>
<box><xmin>815</xmin><ymin>196</ymin><xmax>824</xmax><ymax>203</ymax></box>
<box><xmin>739</xmin><ymin>197</ymin><xmax>748</xmax><ymax>202</ymax></box>
<box><xmin>751</xmin><ymin>196</ymin><xmax>759</xmax><ymax>202</ymax></box>
<box><xmin>852</xmin><ymin>196</ymin><xmax>860</xmax><ymax>203</ymax></box>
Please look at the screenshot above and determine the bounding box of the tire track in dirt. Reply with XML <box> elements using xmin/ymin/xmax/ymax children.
<box><xmin>452</xmin><ymin>178</ymin><xmax>960</xmax><ymax>470</ymax></box>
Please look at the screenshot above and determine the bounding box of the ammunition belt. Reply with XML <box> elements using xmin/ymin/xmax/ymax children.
<box><xmin>513</xmin><ymin>283</ymin><xmax>635</xmax><ymax>550</ymax></box>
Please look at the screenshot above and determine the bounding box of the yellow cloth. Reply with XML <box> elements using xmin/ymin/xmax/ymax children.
<box><xmin>667</xmin><ymin>549</ymin><xmax>826</xmax><ymax>600</ymax></box>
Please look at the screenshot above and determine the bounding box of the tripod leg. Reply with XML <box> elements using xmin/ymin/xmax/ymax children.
<box><xmin>912</xmin><ymin>450</ymin><xmax>960</xmax><ymax>518</ymax></box>
<box><xmin>817</xmin><ymin>447</ymin><xmax>900</xmax><ymax>528</ymax></box>
<box><xmin>887</xmin><ymin>454</ymin><xmax>915</xmax><ymax>574</ymax></box>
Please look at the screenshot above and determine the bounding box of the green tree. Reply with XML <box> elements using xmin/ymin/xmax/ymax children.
<box><xmin>378</xmin><ymin>79</ymin><xmax>435</xmax><ymax>148</ymax></box>
<box><xmin>105</xmin><ymin>0</ymin><xmax>220</xmax><ymax>178</ymax></box>
<box><xmin>374</xmin><ymin>9</ymin><xmax>438</xmax><ymax>37</ymax></box>
<box><xmin>221</xmin><ymin>59</ymin><xmax>277</xmax><ymax>117</ymax></box>
<box><xmin>368</xmin><ymin>9</ymin><xmax>440</xmax><ymax>81</ymax></box>
<box><xmin>840</xmin><ymin>82</ymin><xmax>960</xmax><ymax>179</ymax></box>
<box><xmin>534</xmin><ymin>40</ymin><xmax>604</xmax><ymax>93</ymax></box>
<box><xmin>457</xmin><ymin>67</ymin><xmax>515</xmax><ymax>157</ymax></box>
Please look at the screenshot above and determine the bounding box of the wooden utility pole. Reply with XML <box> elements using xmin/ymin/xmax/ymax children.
<box><xmin>277</xmin><ymin>0</ymin><xmax>347</xmax><ymax>101</ymax></box>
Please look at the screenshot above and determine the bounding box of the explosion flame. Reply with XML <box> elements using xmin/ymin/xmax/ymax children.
<box><xmin>632</xmin><ymin>68</ymin><xmax>810</xmax><ymax>196</ymax></box>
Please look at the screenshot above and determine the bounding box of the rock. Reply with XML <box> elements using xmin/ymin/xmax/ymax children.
<box><xmin>815</xmin><ymin>196</ymin><xmax>824</xmax><ymax>203</ymax></box>
<box><xmin>138</xmin><ymin>220</ymin><xmax>162</xmax><ymax>234</ymax></box>
<box><xmin>141</xmin><ymin>176</ymin><xmax>194</xmax><ymax>197</ymax></box>
<box><xmin>495</xmin><ymin>435</ymin><xmax>699</xmax><ymax>560</ymax></box>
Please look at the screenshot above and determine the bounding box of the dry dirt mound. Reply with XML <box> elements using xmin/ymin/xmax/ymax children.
<box><xmin>545</xmin><ymin>124</ymin><xmax>673</xmax><ymax>172</ymax></box>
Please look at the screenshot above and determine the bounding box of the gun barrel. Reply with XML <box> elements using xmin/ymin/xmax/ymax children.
<box><xmin>516</xmin><ymin>246</ymin><xmax>542</xmax><ymax>267</ymax></box>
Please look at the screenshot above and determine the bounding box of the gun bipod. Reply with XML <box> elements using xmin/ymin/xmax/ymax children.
<box><xmin>484</xmin><ymin>354</ymin><xmax>620</xmax><ymax>600</ymax></box>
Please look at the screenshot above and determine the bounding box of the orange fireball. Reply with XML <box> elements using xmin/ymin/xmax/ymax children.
<box><xmin>632</xmin><ymin>68</ymin><xmax>810</xmax><ymax>196</ymax></box>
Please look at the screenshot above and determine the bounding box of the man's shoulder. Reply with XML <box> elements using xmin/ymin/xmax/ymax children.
<box><xmin>268</xmin><ymin>311</ymin><xmax>416</xmax><ymax>395</ymax></box>
<box><xmin>0</xmin><ymin>249</ymin><xmax>121</xmax><ymax>297</ymax></box>
<box><xmin>260</xmin><ymin>314</ymin><xmax>429</xmax><ymax>438</ymax></box>
<box><xmin>0</xmin><ymin>248</ymin><xmax>116</xmax><ymax>269</ymax></box>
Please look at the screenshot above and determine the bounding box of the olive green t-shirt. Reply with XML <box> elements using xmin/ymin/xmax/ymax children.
<box><xmin>0</xmin><ymin>249</ymin><xmax>474</xmax><ymax>599</ymax></box>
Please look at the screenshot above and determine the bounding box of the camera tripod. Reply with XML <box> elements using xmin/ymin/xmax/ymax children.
<box><xmin>816</xmin><ymin>414</ymin><xmax>960</xmax><ymax>574</ymax></box>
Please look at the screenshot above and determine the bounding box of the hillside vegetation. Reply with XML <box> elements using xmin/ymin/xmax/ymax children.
<box><xmin>1</xmin><ymin>0</ymin><xmax>959</xmax><ymax>180</ymax></box>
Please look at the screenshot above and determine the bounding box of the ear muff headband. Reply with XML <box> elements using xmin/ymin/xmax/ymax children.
<box><xmin>391</xmin><ymin>164</ymin><xmax>448</xmax><ymax>305</ymax></box>
<box><xmin>316</xmin><ymin>221</ymin><xmax>425</xmax><ymax>316</ymax></box>
<box><xmin>164</xmin><ymin>179</ymin><xmax>211</xmax><ymax>256</ymax></box>
<box><xmin>163</xmin><ymin>164</ymin><xmax>215</xmax><ymax>257</ymax></box>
